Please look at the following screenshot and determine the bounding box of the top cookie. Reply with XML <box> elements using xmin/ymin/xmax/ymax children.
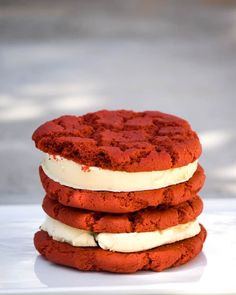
<box><xmin>32</xmin><ymin>110</ymin><xmax>201</xmax><ymax>172</ymax></box>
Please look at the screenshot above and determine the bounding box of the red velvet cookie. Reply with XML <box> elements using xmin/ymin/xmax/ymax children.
<box><xmin>42</xmin><ymin>195</ymin><xmax>203</xmax><ymax>233</ymax></box>
<box><xmin>34</xmin><ymin>225</ymin><xmax>206</xmax><ymax>273</ymax></box>
<box><xmin>40</xmin><ymin>165</ymin><xmax>205</xmax><ymax>213</ymax></box>
<box><xmin>32</xmin><ymin>110</ymin><xmax>201</xmax><ymax>172</ymax></box>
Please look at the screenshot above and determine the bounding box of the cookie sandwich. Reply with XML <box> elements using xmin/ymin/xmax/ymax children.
<box><xmin>33</xmin><ymin>110</ymin><xmax>207</xmax><ymax>273</ymax></box>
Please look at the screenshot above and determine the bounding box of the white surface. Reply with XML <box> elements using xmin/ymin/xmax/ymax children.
<box><xmin>0</xmin><ymin>199</ymin><xmax>236</xmax><ymax>295</ymax></box>
<box><xmin>42</xmin><ymin>154</ymin><xmax>198</xmax><ymax>192</ymax></box>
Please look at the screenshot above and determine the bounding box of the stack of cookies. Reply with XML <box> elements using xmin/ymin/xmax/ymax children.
<box><xmin>33</xmin><ymin>110</ymin><xmax>206</xmax><ymax>273</ymax></box>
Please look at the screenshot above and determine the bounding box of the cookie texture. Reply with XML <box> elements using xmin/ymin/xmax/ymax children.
<box><xmin>32</xmin><ymin>110</ymin><xmax>201</xmax><ymax>172</ymax></box>
<box><xmin>42</xmin><ymin>195</ymin><xmax>203</xmax><ymax>233</ymax></box>
<box><xmin>40</xmin><ymin>165</ymin><xmax>205</xmax><ymax>213</ymax></box>
<box><xmin>34</xmin><ymin>225</ymin><xmax>206</xmax><ymax>273</ymax></box>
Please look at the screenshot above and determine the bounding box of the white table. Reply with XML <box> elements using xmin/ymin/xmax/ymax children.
<box><xmin>0</xmin><ymin>199</ymin><xmax>236</xmax><ymax>295</ymax></box>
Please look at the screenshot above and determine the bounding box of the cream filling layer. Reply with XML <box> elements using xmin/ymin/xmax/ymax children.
<box><xmin>41</xmin><ymin>154</ymin><xmax>198</xmax><ymax>192</ymax></box>
<box><xmin>40</xmin><ymin>215</ymin><xmax>201</xmax><ymax>253</ymax></box>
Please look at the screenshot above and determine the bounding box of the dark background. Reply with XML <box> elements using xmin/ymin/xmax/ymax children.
<box><xmin>0</xmin><ymin>0</ymin><xmax>236</xmax><ymax>204</ymax></box>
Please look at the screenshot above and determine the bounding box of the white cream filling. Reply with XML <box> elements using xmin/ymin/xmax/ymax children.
<box><xmin>41</xmin><ymin>215</ymin><xmax>201</xmax><ymax>253</ymax></box>
<box><xmin>40</xmin><ymin>215</ymin><xmax>97</xmax><ymax>247</ymax></box>
<box><xmin>41</xmin><ymin>154</ymin><xmax>198</xmax><ymax>192</ymax></box>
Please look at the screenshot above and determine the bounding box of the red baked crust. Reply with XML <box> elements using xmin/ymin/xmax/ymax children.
<box><xmin>32</xmin><ymin>110</ymin><xmax>201</xmax><ymax>172</ymax></box>
<box><xmin>40</xmin><ymin>165</ymin><xmax>205</xmax><ymax>213</ymax></box>
<box><xmin>34</xmin><ymin>225</ymin><xmax>206</xmax><ymax>273</ymax></box>
<box><xmin>42</xmin><ymin>195</ymin><xmax>203</xmax><ymax>233</ymax></box>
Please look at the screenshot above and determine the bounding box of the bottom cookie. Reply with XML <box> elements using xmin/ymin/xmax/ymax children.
<box><xmin>34</xmin><ymin>225</ymin><xmax>206</xmax><ymax>273</ymax></box>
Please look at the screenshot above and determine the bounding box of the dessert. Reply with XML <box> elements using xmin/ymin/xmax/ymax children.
<box><xmin>33</xmin><ymin>110</ymin><xmax>207</xmax><ymax>273</ymax></box>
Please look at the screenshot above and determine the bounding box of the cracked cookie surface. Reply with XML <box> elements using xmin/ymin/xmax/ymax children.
<box><xmin>42</xmin><ymin>195</ymin><xmax>203</xmax><ymax>233</ymax></box>
<box><xmin>32</xmin><ymin>110</ymin><xmax>202</xmax><ymax>172</ymax></box>
<box><xmin>40</xmin><ymin>165</ymin><xmax>205</xmax><ymax>213</ymax></box>
<box><xmin>34</xmin><ymin>225</ymin><xmax>206</xmax><ymax>273</ymax></box>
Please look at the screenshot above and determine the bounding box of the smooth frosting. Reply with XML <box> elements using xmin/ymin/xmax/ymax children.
<box><xmin>41</xmin><ymin>215</ymin><xmax>201</xmax><ymax>253</ymax></box>
<box><xmin>41</xmin><ymin>154</ymin><xmax>198</xmax><ymax>192</ymax></box>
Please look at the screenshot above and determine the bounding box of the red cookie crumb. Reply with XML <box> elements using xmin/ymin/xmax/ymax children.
<box><xmin>32</xmin><ymin>110</ymin><xmax>202</xmax><ymax>172</ymax></box>
<box><xmin>34</xmin><ymin>225</ymin><xmax>206</xmax><ymax>273</ymax></box>
<box><xmin>40</xmin><ymin>165</ymin><xmax>205</xmax><ymax>213</ymax></box>
<box><xmin>42</xmin><ymin>195</ymin><xmax>203</xmax><ymax>233</ymax></box>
